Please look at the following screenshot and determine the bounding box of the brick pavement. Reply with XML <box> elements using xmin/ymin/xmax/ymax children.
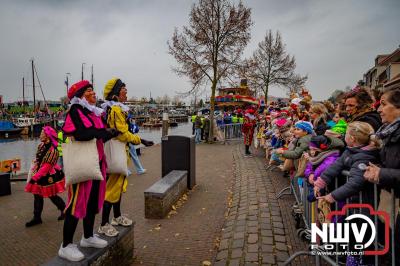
<box><xmin>213</xmin><ymin>144</ymin><xmax>313</xmax><ymax>266</ymax></box>
<box><xmin>1</xmin><ymin>141</ymin><xmax>317</xmax><ymax>266</ymax></box>
<box><xmin>0</xmin><ymin>142</ymin><xmax>234</xmax><ymax>266</ymax></box>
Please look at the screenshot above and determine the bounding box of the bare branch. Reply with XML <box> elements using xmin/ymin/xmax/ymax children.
<box><xmin>168</xmin><ymin>0</ymin><xmax>253</xmax><ymax>141</ymax></box>
<box><xmin>239</xmin><ymin>29</ymin><xmax>307</xmax><ymax>102</ymax></box>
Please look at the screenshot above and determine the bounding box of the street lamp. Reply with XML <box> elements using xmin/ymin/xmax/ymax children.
<box><xmin>81</xmin><ymin>63</ymin><xmax>86</xmax><ymax>80</ymax></box>
<box><xmin>65</xmin><ymin>73</ymin><xmax>71</xmax><ymax>95</ymax></box>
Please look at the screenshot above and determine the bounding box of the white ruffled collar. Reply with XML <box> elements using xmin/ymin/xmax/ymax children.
<box><xmin>69</xmin><ymin>97</ymin><xmax>104</xmax><ymax>117</ymax></box>
<box><xmin>101</xmin><ymin>100</ymin><xmax>130</xmax><ymax>112</ymax></box>
<box><xmin>245</xmin><ymin>113</ymin><xmax>255</xmax><ymax>120</ymax></box>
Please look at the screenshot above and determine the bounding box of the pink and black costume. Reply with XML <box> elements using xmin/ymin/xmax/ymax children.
<box><xmin>25</xmin><ymin>126</ymin><xmax>66</xmax><ymax>227</ymax></box>
<box><xmin>61</xmin><ymin>80</ymin><xmax>116</xmax><ymax>247</ymax></box>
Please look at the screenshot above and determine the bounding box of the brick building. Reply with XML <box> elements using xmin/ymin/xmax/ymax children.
<box><xmin>364</xmin><ymin>47</ymin><xmax>400</xmax><ymax>91</ymax></box>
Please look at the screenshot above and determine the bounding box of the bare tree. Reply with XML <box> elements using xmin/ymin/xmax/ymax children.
<box><xmin>168</xmin><ymin>0</ymin><xmax>252</xmax><ymax>141</ymax></box>
<box><xmin>241</xmin><ymin>30</ymin><xmax>307</xmax><ymax>102</ymax></box>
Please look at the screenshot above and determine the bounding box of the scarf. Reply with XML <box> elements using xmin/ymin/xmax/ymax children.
<box><xmin>309</xmin><ymin>150</ymin><xmax>340</xmax><ymax>166</ymax></box>
<box><xmin>348</xmin><ymin>106</ymin><xmax>373</xmax><ymax>123</ymax></box>
<box><xmin>101</xmin><ymin>100</ymin><xmax>130</xmax><ymax>113</ymax></box>
<box><xmin>69</xmin><ymin>97</ymin><xmax>104</xmax><ymax>117</ymax></box>
<box><xmin>375</xmin><ymin>117</ymin><xmax>400</xmax><ymax>140</ymax></box>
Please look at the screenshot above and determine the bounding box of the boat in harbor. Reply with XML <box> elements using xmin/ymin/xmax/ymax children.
<box><xmin>0</xmin><ymin>121</ymin><xmax>23</xmax><ymax>138</ymax></box>
<box><xmin>142</xmin><ymin>118</ymin><xmax>163</xmax><ymax>128</ymax></box>
<box><xmin>12</xmin><ymin>116</ymin><xmax>54</xmax><ymax>135</ymax></box>
<box><xmin>7</xmin><ymin>59</ymin><xmax>58</xmax><ymax>135</ymax></box>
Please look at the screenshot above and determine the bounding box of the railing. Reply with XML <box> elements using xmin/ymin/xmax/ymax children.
<box><xmin>219</xmin><ymin>123</ymin><xmax>243</xmax><ymax>141</ymax></box>
<box><xmin>277</xmin><ymin>169</ymin><xmax>397</xmax><ymax>265</ymax></box>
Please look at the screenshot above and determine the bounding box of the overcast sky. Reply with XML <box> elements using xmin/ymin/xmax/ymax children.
<box><xmin>0</xmin><ymin>0</ymin><xmax>399</xmax><ymax>102</ymax></box>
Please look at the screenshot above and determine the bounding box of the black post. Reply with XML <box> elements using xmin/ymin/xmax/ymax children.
<box><xmin>161</xmin><ymin>135</ymin><xmax>196</xmax><ymax>189</ymax></box>
<box><xmin>0</xmin><ymin>173</ymin><xmax>11</xmax><ymax>196</ymax></box>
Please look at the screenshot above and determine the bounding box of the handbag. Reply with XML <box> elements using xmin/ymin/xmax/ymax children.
<box><xmin>318</xmin><ymin>199</ymin><xmax>332</xmax><ymax>224</ymax></box>
<box><xmin>378</xmin><ymin>189</ymin><xmax>399</xmax><ymax>227</ymax></box>
<box><xmin>104</xmin><ymin>138</ymin><xmax>128</xmax><ymax>176</ymax></box>
<box><xmin>62</xmin><ymin>138</ymin><xmax>103</xmax><ymax>186</ymax></box>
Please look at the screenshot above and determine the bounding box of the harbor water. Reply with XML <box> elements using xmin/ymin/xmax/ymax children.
<box><xmin>0</xmin><ymin>122</ymin><xmax>192</xmax><ymax>174</ymax></box>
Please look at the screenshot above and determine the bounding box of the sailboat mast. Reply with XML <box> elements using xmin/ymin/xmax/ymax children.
<box><xmin>31</xmin><ymin>59</ymin><xmax>36</xmax><ymax>111</ymax></box>
<box><xmin>81</xmin><ymin>62</ymin><xmax>85</xmax><ymax>80</ymax></box>
<box><xmin>91</xmin><ymin>64</ymin><xmax>94</xmax><ymax>87</ymax></box>
<box><xmin>22</xmin><ymin>77</ymin><xmax>25</xmax><ymax>112</ymax></box>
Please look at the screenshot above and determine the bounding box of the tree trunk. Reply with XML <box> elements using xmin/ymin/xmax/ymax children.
<box><xmin>208</xmin><ymin>78</ymin><xmax>217</xmax><ymax>142</ymax></box>
<box><xmin>264</xmin><ymin>83</ymin><xmax>269</xmax><ymax>105</ymax></box>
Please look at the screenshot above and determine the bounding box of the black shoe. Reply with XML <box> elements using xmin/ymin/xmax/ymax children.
<box><xmin>25</xmin><ymin>218</ymin><xmax>42</xmax><ymax>227</ymax></box>
<box><xmin>57</xmin><ymin>212</ymin><xmax>65</xmax><ymax>221</ymax></box>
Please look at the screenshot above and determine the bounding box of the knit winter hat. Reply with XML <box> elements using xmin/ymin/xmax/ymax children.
<box><xmin>327</xmin><ymin>119</ymin><xmax>347</xmax><ymax>135</ymax></box>
<box><xmin>276</xmin><ymin>118</ymin><xmax>292</xmax><ymax>133</ymax></box>
<box><xmin>67</xmin><ymin>80</ymin><xmax>92</xmax><ymax>100</ymax></box>
<box><xmin>295</xmin><ymin>121</ymin><xmax>314</xmax><ymax>134</ymax></box>
<box><xmin>104</xmin><ymin>78</ymin><xmax>126</xmax><ymax>101</ymax></box>
<box><xmin>310</xmin><ymin>135</ymin><xmax>329</xmax><ymax>150</ymax></box>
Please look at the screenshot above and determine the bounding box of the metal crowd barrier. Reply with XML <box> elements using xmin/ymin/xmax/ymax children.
<box><xmin>220</xmin><ymin>123</ymin><xmax>243</xmax><ymax>141</ymax></box>
<box><xmin>280</xmin><ymin>170</ymin><xmax>397</xmax><ymax>266</ymax></box>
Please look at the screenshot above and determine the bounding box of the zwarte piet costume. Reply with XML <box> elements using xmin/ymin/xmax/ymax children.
<box><xmin>25</xmin><ymin>126</ymin><xmax>66</xmax><ymax>227</ymax></box>
<box><xmin>58</xmin><ymin>80</ymin><xmax>116</xmax><ymax>262</ymax></box>
<box><xmin>98</xmin><ymin>78</ymin><xmax>141</xmax><ymax>237</ymax></box>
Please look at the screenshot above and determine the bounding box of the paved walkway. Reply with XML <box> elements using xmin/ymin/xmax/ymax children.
<box><xmin>0</xmin><ymin>142</ymin><xmax>233</xmax><ymax>266</ymax></box>
<box><xmin>213</xmin><ymin>144</ymin><xmax>311</xmax><ymax>266</ymax></box>
<box><xmin>1</xmin><ymin>141</ymin><xmax>313</xmax><ymax>266</ymax></box>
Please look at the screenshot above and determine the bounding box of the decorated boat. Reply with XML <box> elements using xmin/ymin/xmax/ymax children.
<box><xmin>0</xmin><ymin>121</ymin><xmax>23</xmax><ymax>138</ymax></box>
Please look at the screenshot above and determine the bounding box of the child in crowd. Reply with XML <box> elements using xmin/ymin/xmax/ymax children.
<box><xmin>326</xmin><ymin>111</ymin><xmax>347</xmax><ymax>128</ymax></box>
<box><xmin>315</xmin><ymin>121</ymin><xmax>380</xmax><ymax>204</ymax></box>
<box><xmin>304</xmin><ymin>135</ymin><xmax>344</xmax><ymax>201</ymax></box>
<box><xmin>276</xmin><ymin>121</ymin><xmax>313</xmax><ymax>162</ymax></box>
<box><xmin>324</xmin><ymin>119</ymin><xmax>348</xmax><ymax>142</ymax></box>
<box><xmin>315</xmin><ymin>122</ymin><xmax>381</xmax><ymax>265</ymax></box>
<box><xmin>268</xmin><ymin>118</ymin><xmax>292</xmax><ymax>166</ymax></box>
<box><xmin>276</xmin><ymin>121</ymin><xmax>313</xmax><ymax>198</ymax></box>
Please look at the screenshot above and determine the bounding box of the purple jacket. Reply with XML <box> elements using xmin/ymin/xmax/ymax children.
<box><xmin>305</xmin><ymin>152</ymin><xmax>340</xmax><ymax>181</ymax></box>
